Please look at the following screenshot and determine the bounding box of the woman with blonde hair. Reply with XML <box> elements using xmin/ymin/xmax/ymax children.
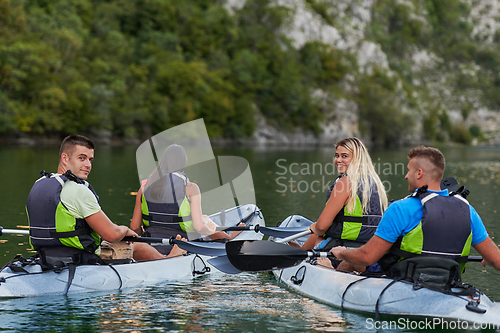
<box><xmin>295</xmin><ymin>137</ymin><xmax>388</xmax><ymax>270</ymax></box>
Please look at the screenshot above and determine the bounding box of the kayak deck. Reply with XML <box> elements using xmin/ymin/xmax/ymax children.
<box><xmin>0</xmin><ymin>204</ymin><xmax>264</xmax><ymax>297</ymax></box>
<box><xmin>0</xmin><ymin>254</ymin><xmax>212</xmax><ymax>297</ymax></box>
<box><xmin>274</xmin><ymin>261</ymin><xmax>500</xmax><ymax>325</ymax></box>
<box><xmin>272</xmin><ymin>215</ymin><xmax>500</xmax><ymax>325</ymax></box>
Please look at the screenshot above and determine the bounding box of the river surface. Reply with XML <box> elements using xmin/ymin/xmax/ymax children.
<box><xmin>0</xmin><ymin>144</ymin><xmax>499</xmax><ymax>332</ymax></box>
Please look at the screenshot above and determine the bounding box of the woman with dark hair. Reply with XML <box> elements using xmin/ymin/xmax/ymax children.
<box><xmin>130</xmin><ymin>144</ymin><xmax>242</xmax><ymax>255</ymax></box>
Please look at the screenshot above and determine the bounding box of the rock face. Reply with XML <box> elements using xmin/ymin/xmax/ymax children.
<box><xmin>225</xmin><ymin>0</ymin><xmax>500</xmax><ymax>146</ymax></box>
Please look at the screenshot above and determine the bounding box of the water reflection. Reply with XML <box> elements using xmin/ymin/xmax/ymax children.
<box><xmin>85</xmin><ymin>273</ymin><xmax>352</xmax><ymax>332</ymax></box>
<box><xmin>1</xmin><ymin>146</ymin><xmax>500</xmax><ymax>332</ymax></box>
<box><xmin>0</xmin><ymin>273</ymin><xmax>353</xmax><ymax>332</ymax></box>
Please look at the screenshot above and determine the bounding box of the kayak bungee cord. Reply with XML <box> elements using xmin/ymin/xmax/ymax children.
<box><xmin>191</xmin><ymin>254</ymin><xmax>211</xmax><ymax>276</ymax></box>
<box><xmin>341</xmin><ymin>276</ymin><xmax>371</xmax><ymax>311</ymax></box>
<box><xmin>105</xmin><ymin>263</ymin><xmax>123</xmax><ymax>290</ymax></box>
<box><xmin>0</xmin><ymin>256</ymin><xmax>124</xmax><ymax>293</ymax></box>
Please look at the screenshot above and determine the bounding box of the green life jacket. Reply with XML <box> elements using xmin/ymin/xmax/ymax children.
<box><xmin>27</xmin><ymin>172</ymin><xmax>100</xmax><ymax>254</ymax></box>
<box><xmin>141</xmin><ymin>172</ymin><xmax>193</xmax><ymax>239</ymax></box>
<box><xmin>387</xmin><ymin>187</ymin><xmax>472</xmax><ymax>273</ymax></box>
<box><xmin>324</xmin><ymin>175</ymin><xmax>382</xmax><ymax>245</ymax></box>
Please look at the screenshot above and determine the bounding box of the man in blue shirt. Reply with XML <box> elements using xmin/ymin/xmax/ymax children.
<box><xmin>330</xmin><ymin>146</ymin><xmax>500</xmax><ymax>271</ymax></box>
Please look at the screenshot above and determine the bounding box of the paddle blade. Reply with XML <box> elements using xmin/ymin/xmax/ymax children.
<box><xmin>226</xmin><ymin>240</ymin><xmax>308</xmax><ymax>272</ymax></box>
<box><xmin>207</xmin><ymin>256</ymin><xmax>242</xmax><ymax>274</ymax></box>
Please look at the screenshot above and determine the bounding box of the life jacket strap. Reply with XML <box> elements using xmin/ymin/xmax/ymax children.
<box><xmin>142</xmin><ymin>213</ymin><xmax>191</xmax><ymax>224</ymax></box>
<box><xmin>63</xmin><ymin>170</ymin><xmax>85</xmax><ymax>184</ymax></box>
<box><xmin>40</xmin><ymin>170</ymin><xmax>52</xmax><ymax>178</ymax></box>
<box><xmin>410</xmin><ymin>185</ymin><xmax>428</xmax><ymax>198</ymax></box>
<box><xmin>333</xmin><ymin>209</ymin><xmax>368</xmax><ymax>224</ymax></box>
<box><xmin>388</xmin><ymin>246</ymin><xmax>469</xmax><ymax>264</ymax></box>
<box><xmin>50</xmin><ymin>223</ymin><xmax>92</xmax><ymax>239</ymax></box>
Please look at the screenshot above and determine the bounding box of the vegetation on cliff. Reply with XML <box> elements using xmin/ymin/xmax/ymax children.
<box><xmin>0</xmin><ymin>0</ymin><xmax>349</xmax><ymax>140</ymax></box>
<box><xmin>0</xmin><ymin>0</ymin><xmax>496</xmax><ymax>144</ymax></box>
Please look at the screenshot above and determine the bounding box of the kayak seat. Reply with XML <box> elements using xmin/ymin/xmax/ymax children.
<box><xmin>387</xmin><ymin>257</ymin><xmax>462</xmax><ymax>292</ymax></box>
<box><xmin>38</xmin><ymin>246</ymin><xmax>106</xmax><ymax>271</ymax></box>
<box><xmin>375</xmin><ymin>257</ymin><xmax>482</xmax><ymax>319</ymax></box>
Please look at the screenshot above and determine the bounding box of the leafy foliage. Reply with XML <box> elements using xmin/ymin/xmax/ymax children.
<box><xmin>1</xmin><ymin>0</ymin><xmax>495</xmax><ymax>145</ymax></box>
<box><xmin>0</xmin><ymin>0</ymin><xmax>350</xmax><ymax>139</ymax></box>
<box><xmin>367</xmin><ymin>0</ymin><xmax>500</xmax><ymax>145</ymax></box>
<box><xmin>357</xmin><ymin>69</ymin><xmax>413</xmax><ymax>146</ymax></box>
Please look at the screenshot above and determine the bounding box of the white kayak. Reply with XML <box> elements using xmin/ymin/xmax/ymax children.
<box><xmin>0</xmin><ymin>204</ymin><xmax>264</xmax><ymax>298</ymax></box>
<box><xmin>271</xmin><ymin>215</ymin><xmax>500</xmax><ymax>326</ymax></box>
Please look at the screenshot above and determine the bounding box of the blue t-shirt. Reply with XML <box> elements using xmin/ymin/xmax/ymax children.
<box><xmin>375</xmin><ymin>189</ymin><xmax>488</xmax><ymax>246</ymax></box>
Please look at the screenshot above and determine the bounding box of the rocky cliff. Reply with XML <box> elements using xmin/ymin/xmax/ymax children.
<box><xmin>225</xmin><ymin>0</ymin><xmax>500</xmax><ymax>146</ymax></box>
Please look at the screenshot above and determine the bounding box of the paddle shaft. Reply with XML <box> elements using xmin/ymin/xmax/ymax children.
<box><xmin>122</xmin><ymin>236</ymin><xmax>170</xmax><ymax>244</ymax></box>
<box><xmin>215</xmin><ymin>207</ymin><xmax>258</xmax><ymax>230</ymax></box>
<box><xmin>216</xmin><ymin>224</ymin><xmax>311</xmax><ymax>238</ymax></box>
<box><xmin>2</xmin><ymin>227</ymin><xmax>485</xmax><ymax>263</ymax></box>
<box><xmin>301</xmin><ymin>252</ymin><xmax>484</xmax><ymax>262</ymax></box>
<box><xmin>122</xmin><ymin>236</ymin><xmax>226</xmax><ymax>256</ymax></box>
<box><xmin>276</xmin><ymin>229</ymin><xmax>313</xmax><ymax>243</ymax></box>
<box><xmin>216</xmin><ymin>225</ymin><xmax>259</xmax><ymax>232</ymax></box>
<box><xmin>0</xmin><ymin>228</ymin><xmax>29</xmax><ymax>236</ymax></box>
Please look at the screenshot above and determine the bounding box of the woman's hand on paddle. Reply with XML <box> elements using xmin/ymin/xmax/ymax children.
<box><xmin>309</xmin><ymin>222</ymin><xmax>321</xmax><ymax>236</ymax></box>
<box><xmin>309</xmin><ymin>222</ymin><xmax>322</xmax><ymax>236</ymax></box>
<box><xmin>125</xmin><ymin>228</ymin><xmax>139</xmax><ymax>238</ymax></box>
<box><xmin>122</xmin><ymin>227</ymin><xmax>139</xmax><ymax>243</ymax></box>
<box><xmin>167</xmin><ymin>234</ymin><xmax>187</xmax><ymax>257</ymax></box>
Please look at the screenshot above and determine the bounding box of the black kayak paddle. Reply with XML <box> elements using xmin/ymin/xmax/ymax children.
<box><xmin>225</xmin><ymin>240</ymin><xmax>484</xmax><ymax>272</ymax></box>
<box><xmin>216</xmin><ymin>225</ymin><xmax>310</xmax><ymax>238</ymax></box>
<box><xmin>225</xmin><ymin>240</ymin><xmax>334</xmax><ymax>272</ymax></box>
<box><xmin>122</xmin><ymin>236</ymin><xmax>226</xmax><ymax>256</ymax></box>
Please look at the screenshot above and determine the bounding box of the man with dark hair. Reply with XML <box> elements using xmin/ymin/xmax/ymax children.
<box><xmin>27</xmin><ymin>135</ymin><xmax>181</xmax><ymax>268</ymax></box>
<box><xmin>59</xmin><ymin>135</ymin><xmax>95</xmax><ymax>160</ymax></box>
<box><xmin>330</xmin><ymin>146</ymin><xmax>500</xmax><ymax>272</ymax></box>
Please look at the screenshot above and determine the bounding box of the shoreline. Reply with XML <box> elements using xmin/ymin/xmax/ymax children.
<box><xmin>0</xmin><ymin>133</ymin><xmax>496</xmax><ymax>149</ymax></box>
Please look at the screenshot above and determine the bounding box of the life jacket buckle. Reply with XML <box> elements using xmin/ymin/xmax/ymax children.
<box><xmin>63</xmin><ymin>170</ymin><xmax>85</xmax><ymax>184</ymax></box>
<box><xmin>412</xmin><ymin>185</ymin><xmax>428</xmax><ymax>198</ymax></box>
<box><xmin>40</xmin><ymin>170</ymin><xmax>52</xmax><ymax>178</ymax></box>
<box><xmin>453</xmin><ymin>186</ymin><xmax>470</xmax><ymax>199</ymax></box>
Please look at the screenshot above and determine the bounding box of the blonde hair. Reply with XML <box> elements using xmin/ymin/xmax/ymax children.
<box><xmin>336</xmin><ymin>137</ymin><xmax>388</xmax><ymax>214</ymax></box>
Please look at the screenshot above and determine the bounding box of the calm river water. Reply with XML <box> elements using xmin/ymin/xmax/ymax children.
<box><xmin>0</xmin><ymin>144</ymin><xmax>499</xmax><ymax>332</ymax></box>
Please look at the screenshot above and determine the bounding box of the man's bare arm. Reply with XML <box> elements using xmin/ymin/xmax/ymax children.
<box><xmin>330</xmin><ymin>235</ymin><xmax>393</xmax><ymax>266</ymax></box>
<box><xmin>86</xmin><ymin>210</ymin><xmax>137</xmax><ymax>242</ymax></box>
<box><xmin>473</xmin><ymin>236</ymin><xmax>500</xmax><ymax>270</ymax></box>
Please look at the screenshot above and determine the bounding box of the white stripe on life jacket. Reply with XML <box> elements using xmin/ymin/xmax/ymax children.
<box><xmin>421</xmin><ymin>193</ymin><xmax>439</xmax><ymax>205</ymax></box>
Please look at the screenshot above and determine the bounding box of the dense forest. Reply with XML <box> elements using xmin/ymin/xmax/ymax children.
<box><xmin>0</xmin><ymin>0</ymin><xmax>499</xmax><ymax>145</ymax></box>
